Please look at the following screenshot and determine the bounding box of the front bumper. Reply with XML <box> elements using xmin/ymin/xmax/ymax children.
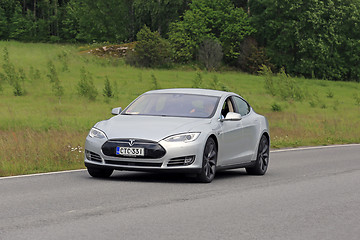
<box><xmin>84</xmin><ymin>135</ymin><xmax>205</xmax><ymax>173</ymax></box>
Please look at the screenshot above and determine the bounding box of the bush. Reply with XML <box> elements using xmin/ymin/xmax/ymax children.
<box><xmin>130</xmin><ymin>25</ymin><xmax>171</xmax><ymax>68</ymax></box>
<box><xmin>354</xmin><ymin>93</ymin><xmax>360</xmax><ymax>106</ymax></box>
<box><xmin>260</xmin><ymin>65</ymin><xmax>304</xmax><ymax>101</ymax></box>
<box><xmin>209</xmin><ymin>75</ymin><xmax>231</xmax><ymax>92</ymax></box>
<box><xmin>192</xmin><ymin>72</ymin><xmax>203</xmax><ymax>88</ymax></box>
<box><xmin>198</xmin><ymin>38</ymin><xmax>223</xmax><ymax>71</ymax></box>
<box><xmin>326</xmin><ymin>89</ymin><xmax>334</xmax><ymax>98</ymax></box>
<box><xmin>238</xmin><ymin>37</ymin><xmax>272</xmax><ymax>74</ymax></box>
<box><xmin>259</xmin><ymin>65</ymin><xmax>276</xmax><ymax>96</ymax></box>
<box><xmin>151</xmin><ymin>73</ymin><xmax>160</xmax><ymax>90</ymax></box>
<box><xmin>2</xmin><ymin>47</ymin><xmax>25</xmax><ymax>96</ymax></box>
<box><xmin>271</xmin><ymin>103</ymin><xmax>282</xmax><ymax>112</ymax></box>
<box><xmin>77</xmin><ymin>67</ymin><xmax>98</xmax><ymax>101</ymax></box>
<box><xmin>277</xmin><ymin>68</ymin><xmax>304</xmax><ymax>101</ymax></box>
<box><xmin>103</xmin><ymin>76</ymin><xmax>113</xmax><ymax>99</ymax></box>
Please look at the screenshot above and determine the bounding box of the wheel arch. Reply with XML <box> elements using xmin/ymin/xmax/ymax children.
<box><xmin>251</xmin><ymin>130</ymin><xmax>270</xmax><ymax>161</ymax></box>
<box><xmin>262</xmin><ymin>131</ymin><xmax>270</xmax><ymax>146</ymax></box>
<box><xmin>208</xmin><ymin>134</ymin><xmax>218</xmax><ymax>151</ymax></box>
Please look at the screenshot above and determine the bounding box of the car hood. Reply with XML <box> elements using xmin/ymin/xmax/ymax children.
<box><xmin>95</xmin><ymin>115</ymin><xmax>211</xmax><ymax>142</ymax></box>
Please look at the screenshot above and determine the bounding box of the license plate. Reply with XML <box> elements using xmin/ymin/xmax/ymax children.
<box><xmin>116</xmin><ymin>147</ymin><xmax>144</xmax><ymax>157</ymax></box>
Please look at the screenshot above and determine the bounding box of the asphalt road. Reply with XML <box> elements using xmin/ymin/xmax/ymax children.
<box><xmin>1</xmin><ymin>144</ymin><xmax>360</xmax><ymax>240</ymax></box>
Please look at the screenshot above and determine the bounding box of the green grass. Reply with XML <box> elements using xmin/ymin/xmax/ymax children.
<box><xmin>0</xmin><ymin>41</ymin><xmax>359</xmax><ymax>176</ymax></box>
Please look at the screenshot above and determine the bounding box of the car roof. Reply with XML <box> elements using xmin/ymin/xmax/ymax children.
<box><xmin>145</xmin><ymin>88</ymin><xmax>236</xmax><ymax>98</ymax></box>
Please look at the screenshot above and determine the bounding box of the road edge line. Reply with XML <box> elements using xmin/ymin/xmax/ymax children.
<box><xmin>270</xmin><ymin>143</ymin><xmax>360</xmax><ymax>153</ymax></box>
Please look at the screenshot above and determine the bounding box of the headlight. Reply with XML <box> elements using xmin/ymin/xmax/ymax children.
<box><xmin>89</xmin><ymin>128</ymin><xmax>107</xmax><ymax>139</ymax></box>
<box><xmin>164</xmin><ymin>132</ymin><xmax>200</xmax><ymax>143</ymax></box>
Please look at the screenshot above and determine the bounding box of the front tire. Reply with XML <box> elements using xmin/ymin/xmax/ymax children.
<box><xmin>87</xmin><ymin>167</ymin><xmax>113</xmax><ymax>178</ymax></box>
<box><xmin>246</xmin><ymin>134</ymin><xmax>270</xmax><ymax>175</ymax></box>
<box><xmin>197</xmin><ymin>138</ymin><xmax>217</xmax><ymax>183</ymax></box>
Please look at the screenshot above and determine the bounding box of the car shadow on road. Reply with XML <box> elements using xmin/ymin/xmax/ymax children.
<box><xmin>84</xmin><ymin>169</ymin><xmax>250</xmax><ymax>184</ymax></box>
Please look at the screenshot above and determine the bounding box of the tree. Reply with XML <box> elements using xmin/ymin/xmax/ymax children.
<box><xmin>0</xmin><ymin>6</ymin><xmax>7</xmax><ymax>39</ymax></box>
<box><xmin>250</xmin><ymin>0</ymin><xmax>360</xmax><ymax>81</ymax></box>
<box><xmin>198</xmin><ymin>38</ymin><xmax>223</xmax><ymax>70</ymax></box>
<box><xmin>75</xmin><ymin>0</ymin><xmax>133</xmax><ymax>43</ymax></box>
<box><xmin>60</xmin><ymin>0</ymin><xmax>79</xmax><ymax>42</ymax></box>
<box><xmin>168</xmin><ymin>0</ymin><xmax>255</xmax><ymax>64</ymax></box>
<box><xmin>133</xmin><ymin>0</ymin><xmax>187</xmax><ymax>36</ymax></box>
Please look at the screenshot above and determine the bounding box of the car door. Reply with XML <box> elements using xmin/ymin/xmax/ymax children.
<box><xmin>218</xmin><ymin>97</ymin><xmax>244</xmax><ymax>166</ymax></box>
<box><xmin>232</xmin><ymin>96</ymin><xmax>259</xmax><ymax>162</ymax></box>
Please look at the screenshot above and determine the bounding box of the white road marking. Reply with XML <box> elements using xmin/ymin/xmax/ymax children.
<box><xmin>0</xmin><ymin>144</ymin><xmax>359</xmax><ymax>180</ymax></box>
<box><xmin>270</xmin><ymin>143</ymin><xmax>360</xmax><ymax>153</ymax></box>
<box><xmin>0</xmin><ymin>169</ymin><xmax>86</xmax><ymax>180</ymax></box>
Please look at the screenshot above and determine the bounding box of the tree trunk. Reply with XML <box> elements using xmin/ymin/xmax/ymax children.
<box><xmin>34</xmin><ymin>0</ymin><xmax>37</xmax><ymax>21</ymax></box>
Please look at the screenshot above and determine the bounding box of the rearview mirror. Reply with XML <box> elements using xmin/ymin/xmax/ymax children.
<box><xmin>221</xmin><ymin>112</ymin><xmax>242</xmax><ymax>122</ymax></box>
<box><xmin>111</xmin><ymin>107</ymin><xmax>122</xmax><ymax>115</ymax></box>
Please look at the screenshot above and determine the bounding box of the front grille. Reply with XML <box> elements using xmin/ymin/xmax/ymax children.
<box><xmin>102</xmin><ymin>139</ymin><xmax>166</xmax><ymax>159</ymax></box>
<box><xmin>105</xmin><ymin>160</ymin><xmax>162</xmax><ymax>167</ymax></box>
<box><xmin>86</xmin><ymin>150</ymin><xmax>102</xmax><ymax>163</ymax></box>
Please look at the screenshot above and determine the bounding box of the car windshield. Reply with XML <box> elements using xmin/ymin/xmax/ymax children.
<box><xmin>123</xmin><ymin>93</ymin><xmax>220</xmax><ymax>118</ymax></box>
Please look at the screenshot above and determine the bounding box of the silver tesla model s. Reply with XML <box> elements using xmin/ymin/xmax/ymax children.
<box><xmin>84</xmin><ymin>88</ymin><xmax>270</xmax><ymax>183</ymax></box>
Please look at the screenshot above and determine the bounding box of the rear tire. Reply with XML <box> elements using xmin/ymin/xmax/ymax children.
<box><xmin>197</xmin><ymin>138</ymin><xmax>217</xmax><ymax>183</ymax></box>
<box><xmin>246</xmin><ymin>134</ymin><xmax>269</xmax><ymax>175</ymax></box>
<box><xmin>87</xmin><ymin>167</ymin><xmax>113</xmax><ymax>178</ymax></box>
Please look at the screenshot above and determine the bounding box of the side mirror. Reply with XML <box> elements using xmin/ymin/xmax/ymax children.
<box><xmin>221</xmin><ymin>112</ymin><xmax>242</xmax><ymax>122</ymax></box>
<box><xmin>111</xmin><ymin>107</ymin><xmax>122</xmax><ymax>115</ymax></box>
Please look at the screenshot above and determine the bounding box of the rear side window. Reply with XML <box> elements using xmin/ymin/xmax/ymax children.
<box><xmin>232</xmin><ymin>96</ymin><xmax>250</xmax><ymax>116</ymax></box>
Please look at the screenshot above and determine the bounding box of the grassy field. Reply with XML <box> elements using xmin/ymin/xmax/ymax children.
<box><xmin>0</xmin><ymin>41</ymin><xmax>359</xmax><ymax>177</ymax></box>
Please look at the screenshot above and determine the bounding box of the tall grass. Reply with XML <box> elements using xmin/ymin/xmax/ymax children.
<box><xmin>0</xmin><ymin>41</ymin><xmax>360</xmax><ymax>176</ymax></box>
<box><xmin>0</xmin><ymin>130</ymin><xmax>85</xmax><ymax>176</ymax></box>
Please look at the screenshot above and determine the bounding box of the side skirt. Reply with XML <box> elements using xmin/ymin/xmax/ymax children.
<box><xmin>216</xmin><ymin>161</ymin><xmax>256</xmax><ymax>171</ymax></box>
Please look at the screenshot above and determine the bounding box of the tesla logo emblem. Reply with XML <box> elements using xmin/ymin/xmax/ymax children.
<box><xmin>128</xmin><ymin>139</ymin><xmax>136</xmax><ymax>146</ymax></box>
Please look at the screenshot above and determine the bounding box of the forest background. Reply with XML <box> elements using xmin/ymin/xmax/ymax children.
<box><xmin>1</xmin><ymin>0</ymin><xmax>360</xmax><ymax>81</ymax></box>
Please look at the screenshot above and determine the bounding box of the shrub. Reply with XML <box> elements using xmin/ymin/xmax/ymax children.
<box><xmin>0</xmin><ymin>72</ymin><xmax>4</xmax><ymax>92</ymax></box>
<box><xmin>192</xmin><ymin>72</ymin><xmax>203</xmax><ymax>88</ymax></box>
<box><xmin>103</xmin><ymin>76</ymin><xmax>113</xmax><ymax>98</ymax></box>
<box><xmin>131</xmin><ymin>25</ymin><xmax>171</xmax><ymax>68</ymax></box>
<box><xmin>29</xmin><ymin>66</ymin><xmax>42</xmax><ymax>82</ymax></box>
<box><xmin>271</xmin><ymin>103</ymin><xmax>282</xmax><ymax>112</ymax></box>
<box><xmin>277</xmin><ymin>68</ymin><xmax>304</xmax><ymax>101</ymax></box>
<box><xmin>198</xmin><ymin>38</ymin><xmax>223</xmax><ymax>71</ymax></box>
<box><xmin>77</xmin><ymin>67</ymin><xmax>98</xmax><ymax>101</ymax></box>
<box><xmin>47</xmin><ymin>60</ymin><xmax>64</xmax><ymax>102</ymax></box>
<box><xmin>238</xmin><ymin>37</ymin><xmax>272</xmax><ymax>74</ymax></box>
<box><xmin>57</xmin><ymin>51</ymin><xmax>69</xmax><ymax>72</ymax></box>
<box><xmin>326</xmin><ymin>89</ymin><xmax>334</xmax><ymax>98</ymax></box>
<box><xmin>2</xmin><ymin>47</ymin><xmax>25</xmax><ymax>96</ymax></box>
<box><xmin>354</xmin><ymin>93</ymin><xmax>360</xmax><ymax>106</ymax></box>
<box><xmin>259</xmin><ymin>65</ymin><xmax>276</xmax><ymax>96</ymax></box>
<box><xmin>209</xmin><ymin>75</ymin><xmax>230</xmax><ymax>91</ymax></box>
<box><xmin>260</xmin><ymin>65</ymin><xmax>304</xmax><ymax>102</ymax></box>
<box><xmin>151</xmin><ymin>73</ymin><xmax>160</xmax><ymax>90</ymax></box>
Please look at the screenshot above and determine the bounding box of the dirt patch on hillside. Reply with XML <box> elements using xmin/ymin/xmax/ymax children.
<box><xmin>79</xmin><ymin>42</ymin><xmax>136</xmax><ymax>58</ymax></box>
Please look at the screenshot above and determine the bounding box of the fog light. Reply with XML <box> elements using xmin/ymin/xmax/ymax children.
<box><xmin>184</xmin><ymin>156</ymin><xmax>195</xmax><ymax>165</ymax></box>
<box><xmin>85</xmin><ymin>150</ymin><xmax>91</xmax><ymax>160</ymax></box>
